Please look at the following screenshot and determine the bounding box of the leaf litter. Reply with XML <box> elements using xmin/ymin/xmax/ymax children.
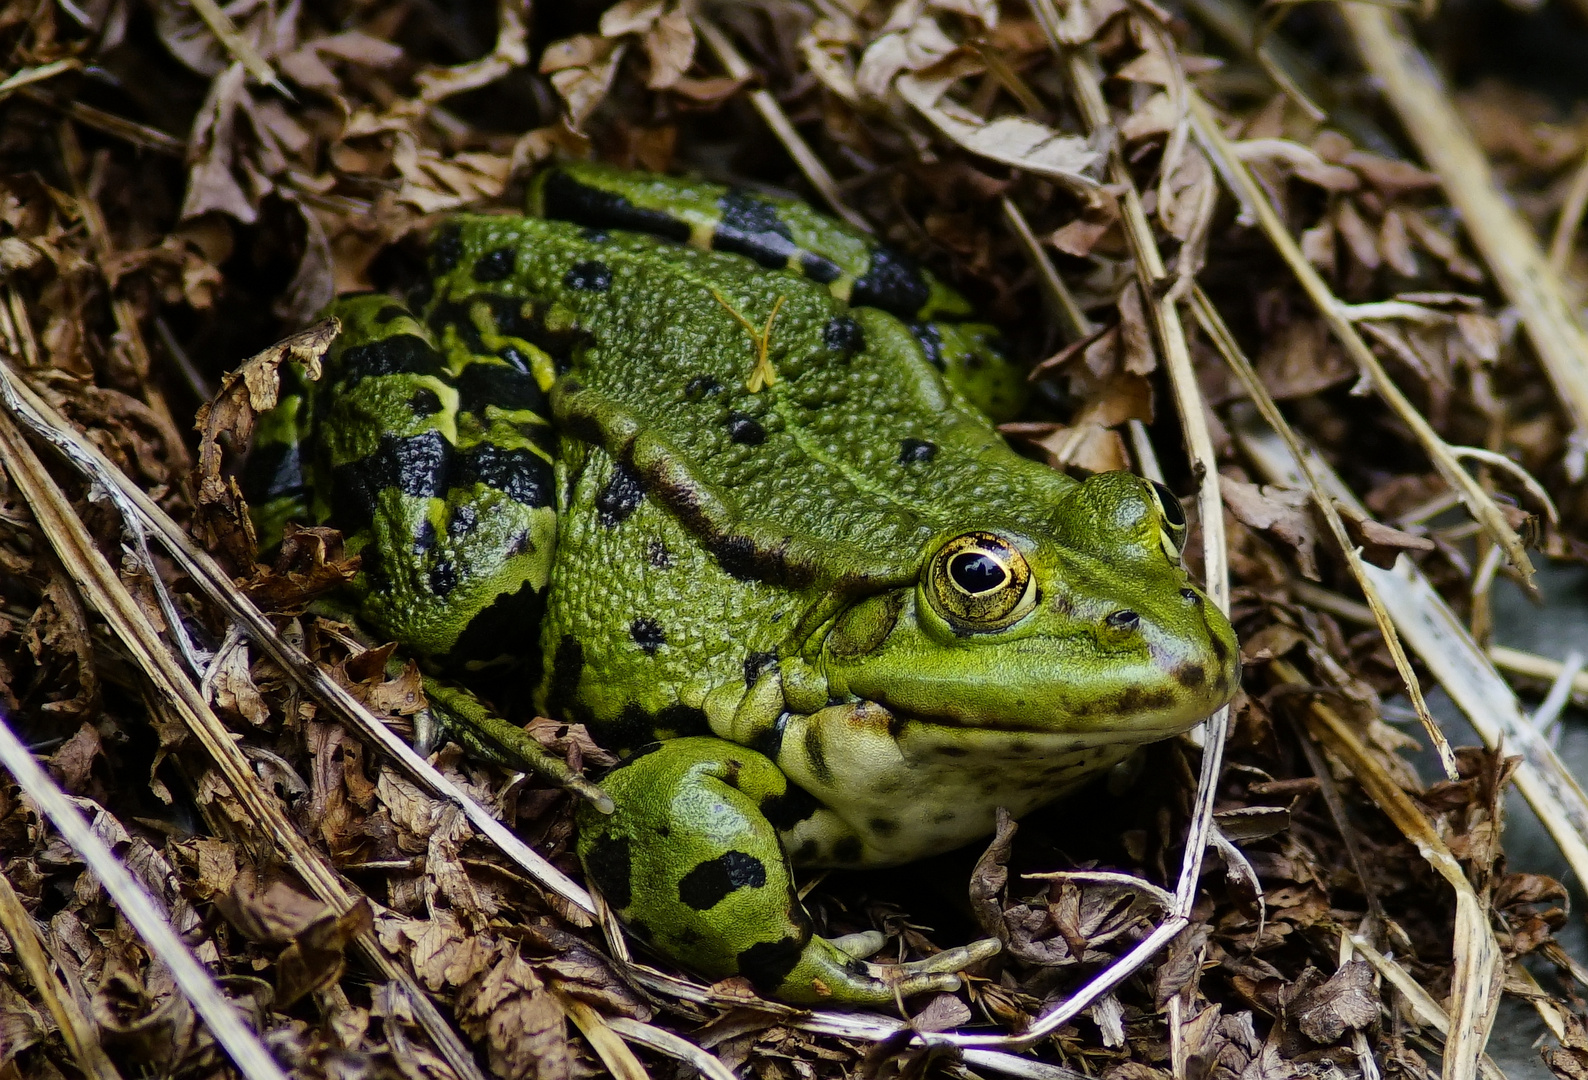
<box><xmin>1</xmin><ymin>0</ymin><xmax>1588</xmax><ymax>1077</ymax></box>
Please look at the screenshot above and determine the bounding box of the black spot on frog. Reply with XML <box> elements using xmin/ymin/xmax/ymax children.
<box><xmin>408</xmin><ymin>388</ymin><xmax>442</xmax><ymax>417</ymax></box>
<box><xmin>564</xmin><ymin>260</ymin><xmax>612</xmax><ymax>292</ymax></box>
<box><xmin>823</xmin><ymin>316</ymin><xmax>865</xmax><ymax>355</ymax></box>
<box><xmin>726</xmin><ymin>412</ymin><xmax>766</xmax><ymax>445</ymax></box>
<box><xmin>430</xmin><ymin>222</ymin><xmax>463</xmax><ymax>273</ymax></box>
<box><xmin>851</xmin><ymin>246</ymin><xmax>930</xmax><ymax>318</ymax></box>
<box><xmin>428</xmin><ymin>559</ymin><xmax>459</xmax><ymax>598</ymax></box>
<box><xmin>596</xmin><ymin>461</ymin><xmax>645</xmax><ymax>526</ymax></box>
<box><xmin>678</xmin><ymin>850</ymin><xmax>768</xmax><ymax>910</ymax></box>
<box><xmin>630</xmin><ymin>617</ymin><xmax>665</xmax><ymax>655</ymax></box>
<box><xmin>473</xmin><ymin>248</ymin><xmax>515</xmax><ymax>282</ymax></box>
<box><xmin>583</xmin><ymin>833</ymin><xmax>633</xmax><ymax>910</ymax></box>
<box><xmin>736</xmin><ymin>937</ymin><xmax>807</xmax><ymax>997</ymax></box>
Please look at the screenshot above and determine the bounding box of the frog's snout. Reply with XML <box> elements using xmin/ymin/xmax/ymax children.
<box><xmin>1147</xmin><ymin>605</ymin><xmax>1240</xmax><ymax>708</ymax></box>
<box><xmin>1088</xmin><ymin>587</ymin><xmax>1241</xmax><ymax>720</ymax></box>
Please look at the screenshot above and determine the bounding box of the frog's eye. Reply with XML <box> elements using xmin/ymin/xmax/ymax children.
<box><xmin>926</xmin><ymin>532</ymin><xmax>1036</xmax><ymax>630</ymax></box>
<box><xmin>1149</xmin><ymin>481</ymin><xmax>1188</xmax><ymax>560</ymax></box>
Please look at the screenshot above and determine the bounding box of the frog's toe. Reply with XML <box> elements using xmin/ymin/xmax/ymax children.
<box><xmin>909</xmin><ymin>936</ymin><xmax>1003</xmax><ymax>973</ymax></box>
<box><xmin>828</xmin><ymin>930</ymin><xmax>887</xmax><ymax>959</ymax></box>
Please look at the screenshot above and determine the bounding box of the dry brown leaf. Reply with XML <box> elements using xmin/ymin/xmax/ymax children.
<box><xmin>1049</xmin><ymin>214</ymin><xmax>1116</xmax><ymax>257</ymax></box>
<box><xmin>1221</xmin><ymin>476</ymin><xmax>1320</xmax><ymax>579</ymax></box>
<box><xmin>173</xmin><ymin>836</ymin><xmax>240</xmax><ymax>902</ymax></box>
<box><xmin>856</xmin><ymin>14</ymin><xmax>959</xmax><ymax>99</ymax></box>
<box><xmin>1286</xmin><ymin>961</ymin><xmax>1379</xmax><ymax>1043</ymax></box>
<box><xmin>1121</xmin><ymin>92</ymin><xmax>1176</xmax><ymax>142</ymax></box>
<box><xmin>24</xmin><ymin>570</ymin><xmax>99</xmax><ymax>718</ymax></box>
<box><xmin>897</xmin><ymin>71</ymin><xmax>1102</xmax><ymax>192</ymax></box>
<box><xmin>241</xmin><ymin>525</ymin><xmax>359</xmax><ymax>613</ymax></box>
<box><xmin>459</xmin><ymin>951</ymin><xmax>574</xmax><ymax>1080</ymax></box>
<box><xmin>192</xmin><ymin>318</ymin><xmax>338</xmax><ymax>568</ymax></box>
<box><xmin>209</xmin><ymin>641</ymin><xmax>270</xmax><ymax>727</ymax></box>
<box><xmin>1256</xmin><ymin>318</ymin><xmax>1354</xmax><ymax>400</ymax></box>
<box><xmin>181</xmin><ymin>63</ymin><xmax>260</xmax><ymax>223</ymax></box>
<box><xmin>542</xmin><ymin>35</ymin><xmax>626</xmax><ymax>131</ymax></box>
<box><xmin>601</xmin><ymin>0</ymin><xmax>665</xmax><ymax>36</ymax></box>
<box><xmin>1378</xmin><ymin>208</ymin><xmax>1417</xmax><ymax>277</ymax></box>
<box><xmin>1334</xmin><ymin>503</ymin><xmax>1436</xmax><ymax>569</ymax></box>
<box><xmin>47</xmin><ymin>722</ymin><xmax>101</xmax><ymax>794</ymax></box>
<box><xmin>643</xmin><ymin>6</ymin><xmax>696</xmax><ymax>90</ymax></box>
<box><xmin>215</xmin><ymin>864</ymin><xmax>333</xmax><ymax>945</ymax></box>
<box><xmin>275</xmin><ymin>898</ymin><xmax>373</xmax><ymax>1010</ymax></box>
<box><xmin>1333</xmin><ymin>198</ymin><xmax>1381</xmax><ymax>271</ymax></box>
<box><xmin>416</xmin><ymin>0</ymin><xmax>529</xmax><ymax>103</ymax></box>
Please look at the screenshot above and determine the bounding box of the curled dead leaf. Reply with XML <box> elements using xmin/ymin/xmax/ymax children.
<box><xmin>1286</xmin><ymin>961</ymin><xmax>1379</xmax><ymax>1044</ymax></box>
<box><xmin>896</xmin><ymin>72</ymin><xmax>1102</xmax><ymax>193</ymax></box>
<box><xmin>1221</xmin><ymin>475</ymin><xmax>1320</xmax><ymax>579</ymax></box>
<box><xmin>1334</xmin><ymin>503</ymin><xmax>1436</xmax><ymax>569</ymax></box>
<box><xmin>542</xmin><ymin>35</ymin><xmax>627</xmax><ymax>131</ymax></box>
<box><xmin>241</xmin><ymin>524</ymin><xmax>359</xmax><ymax>613</ymax></box>
<box><xmin>275</xmin><ymin>898</ymin><xmax>373</xmax><ymax>1010</ymax></box>
<box><xmin>191</xmin><ymin>317</ymin><xmax>337</xmax><ymax>567</ymax></box>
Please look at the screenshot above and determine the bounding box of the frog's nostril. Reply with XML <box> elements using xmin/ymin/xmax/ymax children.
<box><xmin>1179</xmin><ymin>588</ymin><xmax>1199</xmax><ymax>603</ymax></box>
<box><xmin>1106</xmin><ymin>610</ymin><xmax>1140</xmax><ymax>631</ymax></box>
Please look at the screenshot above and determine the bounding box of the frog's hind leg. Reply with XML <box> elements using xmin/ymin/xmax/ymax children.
<box><xmin>291</xmin><ymin>292</ymin><xmax>558</xmax><ymax>665</ymax></box>
<box><xmin>577</xmin><ymin>736</ymin><xmax>991</xmax><ymax>1006</ymax></box>
<box><xmin>247</xmin><ymin>293</ymin><xmax>589</xmax><ymax>796</ymax></box>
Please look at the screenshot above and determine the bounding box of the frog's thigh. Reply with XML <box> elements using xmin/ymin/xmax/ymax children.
<box><xmin>314</xmin><ymin>294</ymin><xmax>558</xmax><ymax>661</ymax></box>
<box><xmin>576</xmin><ymin>737</ymin><xmax>943</xmax><ymax>1006</ymax></box>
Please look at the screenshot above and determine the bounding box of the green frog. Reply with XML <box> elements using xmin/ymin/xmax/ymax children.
<box><xmin>248</xmin><ymin>163</ymin><xmax>1239</xmax><ymax>1007</ymax></box>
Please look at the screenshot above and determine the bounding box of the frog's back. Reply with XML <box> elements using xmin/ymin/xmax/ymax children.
<box><xmin>425</xmin><ymin>214</ymin><xmax>1072</xmax><ymax>594</ymax></box>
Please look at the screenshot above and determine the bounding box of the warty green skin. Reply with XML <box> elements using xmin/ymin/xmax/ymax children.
<box><xmin>249</xmin><ymin>165</ymin><xmax>1240</xmax><ymax>1007</ymax></box>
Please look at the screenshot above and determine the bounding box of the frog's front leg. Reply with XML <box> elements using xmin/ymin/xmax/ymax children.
<box><xmin>576</xmin><ymin>736</ymin><xmax>989</xmax><ymax>1006</ymax></box>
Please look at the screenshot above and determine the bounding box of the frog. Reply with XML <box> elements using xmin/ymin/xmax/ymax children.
<box><xmin>246</xmin><ymin>162</ymin><xmax>1240</xmax><ymax>1007</ymax></box>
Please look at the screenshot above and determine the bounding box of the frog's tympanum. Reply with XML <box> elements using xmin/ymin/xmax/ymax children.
<box><xmin>250</xmin><ymin>163</ymin><xmax>1239</xmax><ymax>1006</ymax></box>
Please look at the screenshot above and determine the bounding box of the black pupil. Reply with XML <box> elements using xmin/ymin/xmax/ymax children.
<box><xmin>949</xmin><ymin>551</ymin><xmax>1007</xmax><ymax>594</ymax></box>
<box><xmin>1152</xmin><ymin>481</ymin><xmax>1186</xmax><ymax>528</ymax></box>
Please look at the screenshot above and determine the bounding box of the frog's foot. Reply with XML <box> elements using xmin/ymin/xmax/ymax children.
<box><xmin>779</xmin><ymin>933</ymin><xmax>1002</xmax><ymax>1006</ymax></box>
<box><xmin>575</xmin><ymin>737</ymin><xmax>992</xmax><ymax>1007</ymax></box>
<box><xmin>422</xmin><ymin>677</ymin><xmax>612</xmax><ymax>813</ymax></box>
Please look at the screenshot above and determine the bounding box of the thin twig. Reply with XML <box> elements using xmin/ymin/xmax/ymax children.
<box><xmin>1490</xmin><ymin>646</ymin><xmax>1588</xmax><ymax>700</ymax></box>
<box><xmin>1549</xmin><ymin>146</ymin><xmax>1588</xmax><ymax>275</ymax></box>
<box><xmin>185</xmin><ymin>0</ymin><xmax>291</xmax><ymax>96</ymax></box>
<box><xmin>606</xmin><ymin>1018</ymin><xmax>737</xmax><ymax>1080</ymax></box>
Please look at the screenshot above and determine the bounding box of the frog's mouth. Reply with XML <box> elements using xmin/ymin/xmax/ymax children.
<box><xmin>878</xmin><ymin>697</ymin><xmax>1219</xmax><ymax>744</ymax></box>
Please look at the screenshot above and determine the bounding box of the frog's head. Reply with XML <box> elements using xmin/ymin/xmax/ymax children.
<box><xmin>819</xmin><ymin>471</ymin><xmax>1239</xmax><ymax>742</ymax></box>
